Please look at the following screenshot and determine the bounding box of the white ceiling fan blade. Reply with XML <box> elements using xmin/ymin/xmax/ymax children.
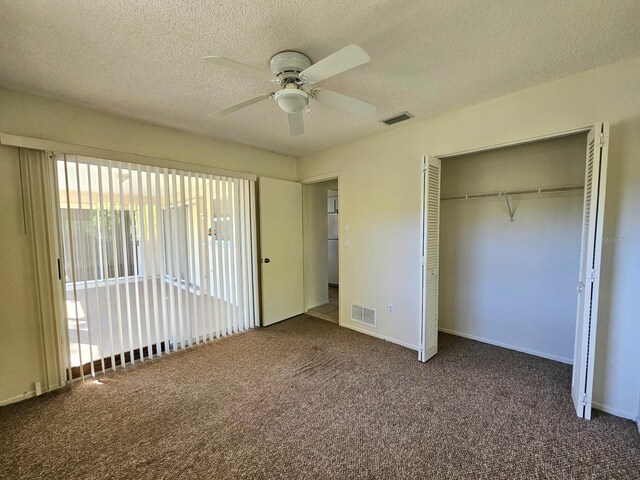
<box><xmin>300</xmin><ymin>44</ymin><xmax>370</xmax><ymax>83</ymax></box>
<box><xmin>313</xmin><ymin>88</ymin><xmax>377</xmax><ymax>116</ymax></box>
<box><xmin>288</xmin><ymin>112</ymin><xmax>304</xmax><ymax>136</ymax></box>
<box><xmin>207</xmin><ymin>93</ymin><xmax>272</xmax><ymax>117</ymax></box>
<box><xmin>202</xmin><ymin>56</ymin><xmax>276</xmax><ymax>82</ymax></box>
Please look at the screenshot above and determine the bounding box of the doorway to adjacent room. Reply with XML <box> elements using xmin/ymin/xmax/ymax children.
<box><xmin>303</xmin><ymin>178</ymin><xmax>340</xmax><ymax>323</ymax></box>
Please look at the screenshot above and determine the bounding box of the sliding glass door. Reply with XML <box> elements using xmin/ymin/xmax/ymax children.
<box><xmin>55</xmin><ymin>153</ymin><xmax>259</xmax><ymax>379</ymax></box>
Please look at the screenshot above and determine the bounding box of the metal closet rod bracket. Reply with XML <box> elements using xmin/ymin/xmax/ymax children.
<box><xmin>505</xmin><ymin>196</ymin><xmax>514</xmax><ymax>222</ymax></box>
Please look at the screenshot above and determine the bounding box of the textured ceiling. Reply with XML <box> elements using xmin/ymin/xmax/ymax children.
<box><xmin>1</xmin><ymin>1</ymin><xmax>639</xmax><ymax>157</ymax></box>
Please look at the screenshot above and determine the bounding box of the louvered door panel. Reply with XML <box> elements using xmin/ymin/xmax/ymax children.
<box><xmin>572</xmin><ymin>123</ymin><xmax>609</xmax><ymax>419</ymax></box>
<box><xmin>420</xmin><ymin>156</ymin><xmax>441</xmax><ymax>362</ymax></box>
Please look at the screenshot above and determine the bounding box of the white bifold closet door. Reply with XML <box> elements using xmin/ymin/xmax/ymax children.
<box><xmin>572</xmin><ymin>123</ymin><xmax>609</xmax><ymax>419</ymax></box>
<box><xmin>419</xmin><ymin>155</ymin><xmax>441</xmax><ymax>362</ymax></box>
<box><xmin>55</xmin><ymin>153</ymin><xmax>259</xmax><ymax>379</ymax></box>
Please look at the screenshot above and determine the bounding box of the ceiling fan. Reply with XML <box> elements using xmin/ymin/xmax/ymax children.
<box><xmin>203</xmin><ymin>44</ymin><xmax>377</xmax><ymax>136</ymax></box>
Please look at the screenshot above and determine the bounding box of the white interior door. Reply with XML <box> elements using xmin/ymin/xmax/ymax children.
<box><xmin>419</xmin><ymin>155</ymin><xmax>441</xmax><ymax>362</ymax></box>
<box><xmin>572</xmin><ymin>123</ymin><xmax>609</xmax><ymax>419</ymax></box>
<box><xmin>258</xmin><ymin>177</ymin><xmax>304</xmax><ymax>326</ymax></box>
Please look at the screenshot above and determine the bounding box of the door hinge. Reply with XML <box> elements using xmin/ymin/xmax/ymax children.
<box><xmin>590</xmin><ymin>269</ymin><xmax>596</xmax><ymax>283</ymax></box>
<box><xmin>580</xmin><ymin>393</ymin><xmax>590</xmax><ymax>406</ymax></box>
<box><xmin>422</xmin><ymin>157</ymin><xmax>427</xmax><ymax>172</ymax></box>
<box><xmin>598</xmin><ymin>133</ymin><xmax>608</xmax><ymax>147</ymax></box>
<box><xmin>421</xmin><ymin>256</ymin><xmax>426</xmax><ymax>266</ymax></box>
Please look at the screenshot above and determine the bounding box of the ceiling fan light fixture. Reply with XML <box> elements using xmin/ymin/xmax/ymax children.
<box><xmin>274</xmin><ymin>88</ymin><xmax>309</xmax><ymax>114</ymax></box>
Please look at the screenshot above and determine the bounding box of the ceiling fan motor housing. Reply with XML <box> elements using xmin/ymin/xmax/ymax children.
<box><xmin>269</xmin><ymin>51</ymin><xmax>312</xmax><ymax>80</ymax></box>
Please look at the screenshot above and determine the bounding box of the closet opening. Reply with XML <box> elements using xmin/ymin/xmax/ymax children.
<box><xmin>419</xmin><ymin>123</ymin><xmax>610</xmax><ymax>419</ymax></box>
<box><xmin>439</xmin><ymin>133</ymin><xmax>587</xmax><ymax>365</ymax></box>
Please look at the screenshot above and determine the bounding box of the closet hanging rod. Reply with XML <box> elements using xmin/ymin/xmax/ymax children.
<box><xmin>440</xmin><ymin>184</ymin><xmax>584</xmax><ymax>201</ymax></box>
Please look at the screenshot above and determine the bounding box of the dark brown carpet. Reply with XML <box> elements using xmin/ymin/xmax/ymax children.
<box><xmin>1</xmin><ymin>316</ymin><xmax>638</xmax><ymax>479</ymax></box>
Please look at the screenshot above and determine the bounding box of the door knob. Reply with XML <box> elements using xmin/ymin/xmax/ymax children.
<box><xmin>263</xmin><ymin>258</ymin><xmax>270</xmax><ymax>264</ymax></box>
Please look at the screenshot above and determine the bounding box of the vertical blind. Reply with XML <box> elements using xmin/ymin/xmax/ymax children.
<box><xmin>56</xmin><ymin>153</ymin><xmax>259</xmax><ymax>379</ymax></box>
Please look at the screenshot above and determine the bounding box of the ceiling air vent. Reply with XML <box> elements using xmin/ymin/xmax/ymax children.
<box><xmin>381</xmin><ymin>111</ymin><xmax>414</xmax><ymax>126</ymax></box>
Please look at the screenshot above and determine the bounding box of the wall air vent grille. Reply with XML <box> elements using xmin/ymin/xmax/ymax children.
<box><xmin>352</xmin><ymin>305</ymin><xmax>376</xmax><ymax>327</ymax></box>
<box><xmin>381</xmin><ymin>111</ymin><xmax>414</xmax><ymax>126</ymax></box>
<box><xmin>363</xmin><ymin>308</ymin><xmax>376</xmax><ymax>327</ymax></box>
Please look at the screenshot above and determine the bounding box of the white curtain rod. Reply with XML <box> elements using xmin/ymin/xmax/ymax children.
<box><xmin>0</xmin><ymin>132</ymin><xmax>257</xmax><ymax>181</ymax></box>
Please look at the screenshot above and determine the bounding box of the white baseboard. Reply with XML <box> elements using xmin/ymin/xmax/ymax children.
<box><xmin>0</xmin><ymin>390</ymin><xmax>37</xmax><ymax>407</ymax></box>
<box><xmin>438</xmin><ymin>327</ymin><xmax>573</xmax><ymax>365</ymax></box>
<box><xmin>340</xmin><ymin>321</ymin><xmax>418</xmax><ymax>351</ymax></box>
<box><xmin>591</xmin><ymin>401</ymin><xmax>636</xmax><ymax>421</ymax></box>
<box><xmin>305</xmin><ymin>300</ymin><xmax>329</xmax><ymax>311</ymax></box>
<box><xmin>0</xmin><ymin>383</ymin><xmax>63</xmax><ymax>407</ymax></box>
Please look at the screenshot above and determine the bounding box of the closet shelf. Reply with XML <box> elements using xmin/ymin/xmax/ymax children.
<box><xmin>440</xmin><ymin>184</ymin><xmax>584</xmax><ymax>202</ymax></box>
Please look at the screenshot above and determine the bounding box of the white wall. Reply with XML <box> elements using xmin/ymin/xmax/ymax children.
<box><xmin>637</xmin><ymin>387</ymin><xmax>640</xmax><ymax>431</ymax></box>
<box><xmin>298</xmin><ymin>56</ymin><xmax>640</xmax><ymax>419</ymax></box>
<box><xmin>637</xmin><ymin>389</ymin><xmax>640</xmax><ymax>431</ymax></box>
<box><xmin>439</xmin><ymin>134</ymin><xmax>585</xmax><ymax>363</ymax></box>
<box><xmin>0</xmin><ymin>87</ymin><xmax>296</xmax><ymax>404</ymax></box>
<box><xmin>0</xmin><ymin>88</ymin><xmax>296</xmax><ymax>180</ymax></box>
